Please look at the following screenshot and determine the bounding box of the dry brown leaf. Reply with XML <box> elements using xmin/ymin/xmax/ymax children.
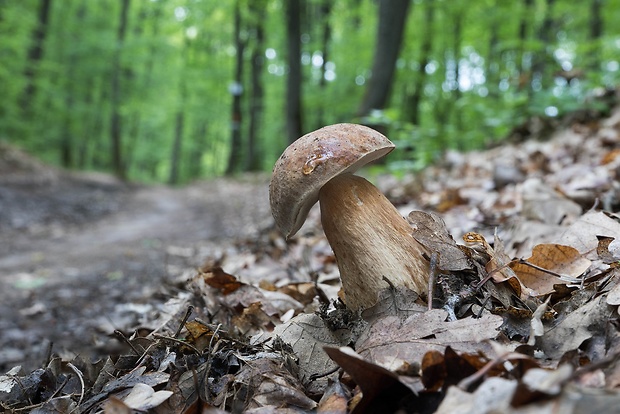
<box><xmin>252</xmin><ymin>312</ymin><xmax>356</xmax><ymax>396</ymax></box>
<box><xmin>356</xmin><ymin>309</ymin><xmax>502</xmax><ymax>371</ymax></box>
<box><xmin>463</xmin><ymin>232</ymin><xmax>532</xmax><ymax>299</ymax></box>
<box><xmin>510</xmin><ymin>244</ymin><xmax>591</xmax><ymax>296</ymax></box>
<box><xmin>408</xmin><ymin>211</ymin><xmax>472</xmax><ymax>272</ymax></box>
<box><xmin>233</xmin><ymin>358</ymin><xmax>317</xmax><ymax>411</ymax></box>
<box><xmin>317</xmin><ymin>379</ymin><xmax>349</xmax><ymax>414</ymax></box>
<box><xmin>539</xmin><ymin>295</ymin><xmax>611</xmax><ymax>359</ymax></box>
<box><xmin>199</xmin><ymin>266</ymin><xmax>243</xmax><ymax>294</ymax></box>
<box><xmin>557</xmin><ymin>211</ymin><xmax>620</xmax><ymax>257</ymax></box>
<box><xmin>232</xmin><ymin>302</ymin><xmax>274</xmax><ymax>335</ymax></box>
<box><xmin>323</xmin><ymin>346</ymin><xmax>419</xmax><ymax>414</ymax></box>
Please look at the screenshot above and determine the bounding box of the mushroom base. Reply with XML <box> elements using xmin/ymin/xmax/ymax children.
<box><xmin>319</xmin><ymin>174</ymin><xmax>430</xmax><ymax>311</ymax></box>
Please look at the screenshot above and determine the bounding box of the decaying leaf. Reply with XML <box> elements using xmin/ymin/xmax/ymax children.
<box><xmin>408</xmin><ymin>210</ymin><xmax>473</xmax><ymax>271</ymax></box>
<box><xmin>252</xmin><ymin>312</ymin><xmax>356</xmax><ymax>396</ymax></box>
<box><xmin>324</xmin><ymin>346</ymin><xmax>421</xmax><ymax>414</ymax></box>
<box><xmin>557</xmin><ymin>211</ymin><xmax>620</xmax><ymax>257</ymax></box>
<box><xmin>356</xmin><ymin>309</ymin><xmax>503</xmax><ymax>371</ymax></box>
<box><xmin>233</xmin><ymin>358</ymin><xmax>317</xmax><ymax>411</ymax></box>
<box><xmin>510</xmin><ymin>244</ymin><xmax>591</xmax><ymax>296</ymax></box>
<box><xmin>539</xmin><ymin>295</ymin><xmax>611</xmax><ymax>359</ymax></box>
<box><xmin>199</xmin><ymin>266</ymin><xmax>244</xmax><ymax>294</ymax></box>
<box><xmin>317</xmin><ymin>379</ymin><xmax>349</xmax><ymax>414</ymax></box>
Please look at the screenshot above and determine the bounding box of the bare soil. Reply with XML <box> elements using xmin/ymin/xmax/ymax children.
<box><xmin>0</xmin><ymin>146</ymin><xmax>272</xmax><ymax>372</ymax></box>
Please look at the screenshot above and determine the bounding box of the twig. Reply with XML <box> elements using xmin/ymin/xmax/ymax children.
<box><xmin>152</xmin><ymin>333</ymin><xmax>201</xmax><ymax>355</ymax></box>
<box><xmin>174</xmin><ymin>305</ymin><xmax>194</xmax><ymax>338</ymax></box>
<box><xmin>43</xmin><ymin>341</ymin><xmax>53</xmax><ymax>368</ymax></box>
<box><xmin>309</xmin><ymin>366</ymin><xmax>340</xmax><ymax>382</ymax></box>
<box><xmin>114</xmin><ymin>330</ymin><xmax>142</xmax><ymax>356</ymax></box>
<box><xmin>67</xmin><ymin>362</ymin><xmax>85</xmax><ymax>412</ymax></box>
<box><xmin>428</xmin><ymin>252</ymin><xmax>439</xmax><ymax>310</ymax></box>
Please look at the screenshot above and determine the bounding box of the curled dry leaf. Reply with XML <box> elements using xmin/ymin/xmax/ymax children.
<box><xmin>323</xmin><ymin>346</ymin><xmax>420</xmax><ymax>414</ymax></box>
<box><xmin>510</xmin><ymin>244</ymin><xmax>591</xmax><ymax>296</ymax></box>
<box><xmin>408</xmin><ymin>211</ymin><xmax>472</xmax><ymax>272</ymax></box>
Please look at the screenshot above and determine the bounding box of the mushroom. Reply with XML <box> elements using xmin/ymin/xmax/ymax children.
<box><xmin>269</xmin><ymin>123</ymin><xmax>429</xmax><ymax>311</ymax></box>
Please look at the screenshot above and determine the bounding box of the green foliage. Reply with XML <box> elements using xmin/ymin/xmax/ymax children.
<box><xmin>1</xmin><ymin>0</ymin><xmax>619</xmax><ymax>182</ymax></box>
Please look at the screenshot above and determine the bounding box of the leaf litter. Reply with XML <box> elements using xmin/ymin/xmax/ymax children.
<box><xmin>3</xmin><ymin>103</ymin><xmax>620</xmax><ymax>412</ymax></box>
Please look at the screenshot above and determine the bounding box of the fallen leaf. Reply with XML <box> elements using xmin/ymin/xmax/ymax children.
<box><xmin>121</xmin><ymin>383</ymin><xmax>173</xmax><ymax>410</ymax></box>
<box><xmin>252</xmin><ymin>312</ymin><xmax>356</xmax><ymax>396</ymax></box>
<box><xmin>510</xmin><ymin>244</ymin><xmax>591</xmax><ymax>296</ymax></box>
<box><xmin>317</xmin><ymin>379</ymin><xmax>349</xmax><ymax>414</ymax></box>
<box><xmin>408</xmin><ymin>211</ymin><xmax>473</xmax><ymax>272</ymax></box>
<box><xmin>324</xmin><ymin>346</ymin><xmax>420</xmax><ymax>414</ymax></box>
<box><xmin>233</xmin><ymin>358</ymin><xmax>317</xmax><ymax>411</ymax></box>
<box><xmin>199</xmin><ymin>266</ymin><xmax>243</xmax><ymax>294</ymax></box>
<box><xmin>539</xmin><ymin>295</ymin><xmax>611</xmax><ymax>359</ymax></box>
<box><xmin>356</xmin><ymin>309</ymin><xmax>502</xmax><ymax>371</ymax></box>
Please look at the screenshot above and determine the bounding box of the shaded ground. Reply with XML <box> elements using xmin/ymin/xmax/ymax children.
<box><xmin>0</xmin><ymin>145</ymin><xmax>272</xmax><ymax>372</ymax></box>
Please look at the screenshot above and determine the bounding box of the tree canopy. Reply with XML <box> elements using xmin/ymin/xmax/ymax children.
<box><xmin>1</xmin><ymin>0</ymin><xmax>619</xmax><ymax>183</ymax></box>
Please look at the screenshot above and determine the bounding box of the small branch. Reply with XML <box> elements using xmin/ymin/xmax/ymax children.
<box><xmin>428</xmin><ymin>252</ymin><xmax>439</xmax><ymax>310</ymax></box>
<box><xmin>67</xmin><ymin>362</ymin><xmax>85</xmax><ymax>411</ymax></box>
<box><xmin>114</xmin><ymin>330</ymin><xmax>142</xmax><ymax>356</ymax></box>
<box><xmin>174</xmin><ymin>305</ymin><xmax>194</xmax><ymax>338</ymax></box>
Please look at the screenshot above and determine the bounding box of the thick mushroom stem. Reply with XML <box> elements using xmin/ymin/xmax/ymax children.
<box><xmin>319</xmin><ymin>173</ymin><xmax>430</xmax><ymax>310</ymax></box>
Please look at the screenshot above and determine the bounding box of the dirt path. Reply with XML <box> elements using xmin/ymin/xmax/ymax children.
<box><xmin>0</xmin><ymin>170</ymin><xmax>272</xmax><ymax>372</ymax></box>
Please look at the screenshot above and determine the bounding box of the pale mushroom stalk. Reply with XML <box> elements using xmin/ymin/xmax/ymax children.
<box><xmin>270</xmin><ymin>123</ymin><xmax>429</xmax><ymax>311</ymax></box>
<box><xmin>319</xmin><ymin>173</ymin><xmax>429</xmax><ymax>310</ymax></box>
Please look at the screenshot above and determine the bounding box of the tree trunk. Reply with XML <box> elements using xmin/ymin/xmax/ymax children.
<box><xmin>588</xmin><ymin>0</ymin><xmax>603</xmax><ymax>70</ymax></box>
<box><xmin>110</xmin><ymin>0</ymin><xmax>130</xmax><ymax>180</ymax></box>
<box><xmin>517</xmin><ymin>0</ymin><xmax>534</xmax><ymax>91</ymax></box>
<box><xmin>315</xmin><ymin>0</ymin><xmax>332</xmax><ymax>129</ymax></box>
<box><xmin>168</xmin><ymin>111</ymin><xmax>184</xmax><ymax>184</ymax></box>
<box><xmin>531</xmin><ymin>0</ymin><xmax>555</xmax><ymax>91</ymax></box>
<box><xmin>356</xmin><ymin>0</ymin><xmax>411</xmax><ymax>118</ymax></box>
<box><xmin>486</xmin><ymin>0</ymin><xmax>500</xmax><ymax>98</ymax></box>
<box><xmin>188</xmin><ymin>122</ymin><xmax>207</xmax><ymax>178</ymax></box>
<box><xmin>20</xmin><ymin>0</ymin><xmax>52</xmax><ymax>111</ymax></box>
<box><xmin>247</xmin><ymin>0</ymin><xmax>266</xmax><ymax>171</ymax></box>
<box><xmin>403</xmin><ymin>0</ymin><xmax>434</xmax><ymax>126</ymax></box>
<box><xmin>226</xmin><ymin>0</ymin><xmax>246</xmax><ymax>174</ymax></box>
<box><xmin>284</xmin><ymin>0</ymin><xmax>303</xmax><ymax>144</ymax></box>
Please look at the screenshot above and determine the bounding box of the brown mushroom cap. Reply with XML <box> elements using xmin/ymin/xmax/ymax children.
<box><xmin>269</xmin><ymin>123</ymin><xmax>395</xmax><ymax>238</ymax></box>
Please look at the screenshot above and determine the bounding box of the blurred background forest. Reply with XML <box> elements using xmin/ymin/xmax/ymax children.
<box><xmin>1</xmin><ymin>0</ymin><xmax>619</xmax><ymax>184</ymax></box>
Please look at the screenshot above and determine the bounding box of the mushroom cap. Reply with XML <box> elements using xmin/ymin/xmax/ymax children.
<box><xmin>269</xmin><ymin>123</ymin><xmax>395</xmax><ymax>238</ymax></box>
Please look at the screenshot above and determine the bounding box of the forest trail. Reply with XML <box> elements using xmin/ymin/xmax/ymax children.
<box><xmin>0</xmin><ymin>161</ymin><xmax>272</xmax><ymax>371</ymax></box>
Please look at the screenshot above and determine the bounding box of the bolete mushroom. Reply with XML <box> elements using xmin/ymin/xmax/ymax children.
<box><xmin>269</xmin><ymin>123</ymin><xmax>429</xmax><ymax>311</ymax></box>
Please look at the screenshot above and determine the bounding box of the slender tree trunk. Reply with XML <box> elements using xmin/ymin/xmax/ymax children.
<box><xmin>110</xmin><ymin>0</ymin><xmax>130</xmax><ymax>180</ymax></box>
<box><xmin>403</xmin><ymin>0</ymin><xmax>434</xmax><ymax>126</ymax></box>
<box><xmin>531</xmin><ymin>0</ymin><xmax>555</xmax><ymax>91</ymax></box>
<box><xmin>356</xmin><ymin>0</ymin><xmax>411</xmax><ymax>118</ymax></box>
<box><xmin>315</xmin><ymin>0</ymin><xmax>332</xmax><ymax>129</ymax></box>
<box><xmin>20</xmin><ymin>0</ymin><xmax>52</xmax><ymax>111</ymax></box>
<box><xmin>451</xmin><ymin>4</ymin><xmax>463</xmax><ymax>139</ymax></box>
<box><xmin>486</xmin><ymin>0</ymin><xmax>500</xmax><ymax>98</ymax></box>
<box><xmin>226</xmin><ymin>0</ymin><xmax>246</xmax><ymax>174</ymax></box>
<box><xmin>188</xmin><ymin>122</ymin><xmax>207</xmax><ymax>178</ymax></box>
<box><xmin>517</xmin><ymin>0</ymin><xmax>533</xmax><ymax>91</ymax></box>
<box><xmin>284</xmin><ymin>0</ymin><xmax>303</xmax><ymax>144</ymax></box>
<box><xmin>588</xmin><ymin>0</ymin><xmax>603</xmax><ymax>70</ymax></box>
<box><xmin>125</xmin><ymin>2</ymin><xmax>157</xmax><ymax>176</ymax></box>
<box><xmin>169</xmin><ymin>111</ymin><xmax>184</xmax><ymax>184</ymax></box>
<box><xmin>247</xmin><ymin>1</ymin><xmax>266</xmax><ymax>171</ymax></box>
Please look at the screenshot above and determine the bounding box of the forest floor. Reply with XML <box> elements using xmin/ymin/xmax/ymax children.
<box><xmin>2</xmin><ymin>98</ymin><xmax>620</xmax><ymax>412</ymax></box>
<box><xmin>0</xmin><ymin>149</ymin><xmax>273</xmax><ymax>372</ymax></box>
